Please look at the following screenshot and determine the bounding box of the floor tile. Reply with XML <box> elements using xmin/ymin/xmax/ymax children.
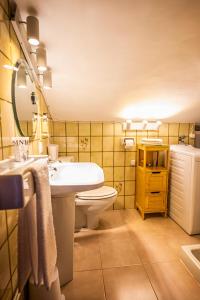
<box><xmin>103</xmin><ymin>265</ymin><xmax>157</xmax><ymax>300</ymax></box>
<box><xmin>130</xmin><ymin>231</ymin><xmax>178</xmax><ymax>264</ymax></box>
<box><xmin>99</xmin><ymin>237</ymin><xmax>141</xmax><ymax>268</ymax></box>
<box><xmin>74</xmin><ymin>234</ymin><xmax>101</xmax><ymax>271</ymax></box>
<box><xmin>62</xmin><ymin>270</ymin><xmax>106</xmax><ymax>300</ymax></box>
<box><xmin>145</xmin><ymin>260</ymin><xmax>200</xmax><ymax>300</ymax></box>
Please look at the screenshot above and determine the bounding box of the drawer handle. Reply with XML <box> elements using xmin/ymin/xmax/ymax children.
<box><xmin>152</xmin><ymin>171</ymin><xmax>161</xmax><ymax>174</ymax></box>
<box><xmin>150</xmin><ymin>191</ymin><xmax>160</xmax><ymax>194</ymax></box>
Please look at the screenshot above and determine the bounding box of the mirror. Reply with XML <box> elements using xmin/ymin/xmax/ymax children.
<box><xmin>12</xmin><ymin>59</ymin><xmax>39</xmax><ymax>139</ymax></box>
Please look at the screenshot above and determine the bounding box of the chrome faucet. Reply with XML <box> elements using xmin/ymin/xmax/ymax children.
<box><xmin>178</xmin><ymin>135</ymin><xmax>186</xmax><ymax>144</ymax></box>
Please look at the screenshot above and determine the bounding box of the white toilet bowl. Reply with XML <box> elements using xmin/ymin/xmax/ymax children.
<box><xmin>75</xmin><ymin>186</ymin><xmax>117</xmax><ymax>229</ymax></box>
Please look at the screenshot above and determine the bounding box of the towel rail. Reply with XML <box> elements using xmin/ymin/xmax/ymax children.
<box><xmin>0</xmin><ymin>171</ymin><xmax>35</xmax><ymax>210</ymax></box>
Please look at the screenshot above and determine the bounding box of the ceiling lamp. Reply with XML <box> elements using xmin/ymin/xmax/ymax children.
<box><xmin>17</xmin><ymin>65</ymin><xmax>27</xmax><ymax>88</ymax></box>
<box><xmin>36</xmin><ymin>46</ymin><xmax>47</xmax><ymax>72</ymax></box>
<box><xmin>26</xmin><ymin>16</ymin><xmax>39</xmax><ymax>46</ymax></box>
<box><xmin>43</xmin><ymin>68</ymin><xmax>52</xmax><ymax>89</ymax></box>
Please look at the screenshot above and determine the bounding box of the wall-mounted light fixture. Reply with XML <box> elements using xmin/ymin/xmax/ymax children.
<box><xmin>3</xmin><ymin>64</ymin><xmax>18</xmax><ymax>71</ymax></box>
<box><xmin>26</xmin><ymin>16</ymin><xmax>39</xmax><ymax>46</ymax></box>
<box><xmin>36</xmin><ymin>46</ymin><xmax>47</xmax><ymax>71</ymax></box>
<box><xmin>31</xmin><ymin>92</ymin><xmax>37</xmax><ymax>104</ymax></box>
<box><xmin>17</xmin><ymin>65</ymin><xmax>27</xmax><ymax>88</ymax></box>
<box><xmin>122</xmin><ymin>120</ymin><xmax>161</xmax><ymax>131</ymax></box>
<box><xmin>43</xmin><ymin>68</ymin><xmax>52</xmax><ymax>89</ymax></box>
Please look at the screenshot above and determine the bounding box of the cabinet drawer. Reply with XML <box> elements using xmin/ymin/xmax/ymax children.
<box><xmin>145</xmin><ymin>192</ymin><xmax>166</xmax><ymax>210</ymax></box>
<box><xmin>145</xmin><ymin>172</ymin><xmax>167</xmax><ymax>192</ymax></box>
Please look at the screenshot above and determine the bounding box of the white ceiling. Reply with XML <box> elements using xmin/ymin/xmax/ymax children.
<box><xmin>16</xmin><ymin>0</ymin><xmax>200</xmax><ymax>122</ymax></box>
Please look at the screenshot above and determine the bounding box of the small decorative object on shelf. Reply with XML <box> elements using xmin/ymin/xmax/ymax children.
<box><xmin>136</xmin><ymin>144</ymin><xmax>169</xmax><ymax>219</ymax></box>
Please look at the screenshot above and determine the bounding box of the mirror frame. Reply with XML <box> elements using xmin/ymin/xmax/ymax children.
<box><xmin>11</xmin><ymin>59</ymin><xmax>38</xmax><ymax>139</ymax></box>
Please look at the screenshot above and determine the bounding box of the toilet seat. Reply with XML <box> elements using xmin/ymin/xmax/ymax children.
<box><xmin>76</xmin><ymin>186</ymin><xmax>117</xmax><ymax>200</ymax></box>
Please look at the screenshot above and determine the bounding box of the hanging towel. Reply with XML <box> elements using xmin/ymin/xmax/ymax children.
<box><xmin>18</xmin><ymin>159</ymin><xmax>57</xmax><ymax>291</ymax></box>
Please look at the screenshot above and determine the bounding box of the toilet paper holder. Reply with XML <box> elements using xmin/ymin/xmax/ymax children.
<box><xmin>121</xmin><ymin>137</ymin><xmax>135</xmax><ymax>149</ymax></box>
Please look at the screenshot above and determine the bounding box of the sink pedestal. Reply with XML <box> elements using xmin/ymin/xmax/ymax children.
<box><xmin>51</xmin><ymin>193</ymin><xmax>76</xmax><ymax>286</ymax></box>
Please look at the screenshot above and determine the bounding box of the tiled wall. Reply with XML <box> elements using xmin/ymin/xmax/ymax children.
<box><xmin>51</xmin><ymin>121</ymin><xmax>194</xmax><ymax>210</ymax></box>
<box><xmin>0</xmin><ymin>0</ymin><xmax>50</xmax><ymax>298</ymax></box>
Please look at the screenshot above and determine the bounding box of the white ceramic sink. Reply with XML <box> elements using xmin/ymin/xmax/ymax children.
<box><xmin>49</xmin><ymin>162</ymin><xmax>104</xmax><ymax>196</ymax></box>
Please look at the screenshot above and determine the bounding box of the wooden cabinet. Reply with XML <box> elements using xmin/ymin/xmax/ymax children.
<box><xmin>136</xmin><ymin>144</ymin><xmax>169</xmax><ymax>219</ymax></box>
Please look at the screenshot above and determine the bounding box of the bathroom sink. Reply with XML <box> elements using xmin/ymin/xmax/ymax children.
<box><xmin>49</xmin><ymin>162</ymin><xmax>104</xmax><ymax>196</ymax></box>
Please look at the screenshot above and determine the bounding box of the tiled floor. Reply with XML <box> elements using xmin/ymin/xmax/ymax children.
<box><xmin>62</xmin><ymin>210</ymin><xmax>200</xmax><ymax>300</ymax></box>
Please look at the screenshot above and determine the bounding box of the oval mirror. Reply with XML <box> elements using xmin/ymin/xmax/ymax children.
<box><xmin>12</xmin><ymin>59</ymin><xmax>39</xmax><ymax>139</ymax></box>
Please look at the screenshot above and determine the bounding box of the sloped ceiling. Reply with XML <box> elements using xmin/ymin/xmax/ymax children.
<box><xmin>16</xmin><ymin>0</ymin><xmax>200</xmax><ymax>122</ymax></box>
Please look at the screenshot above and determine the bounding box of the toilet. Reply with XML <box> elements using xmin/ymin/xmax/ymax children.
<box><xmin>75</xmin><ymin>186</ymin><xmax>117</xmax><ymax>229</ymax></box>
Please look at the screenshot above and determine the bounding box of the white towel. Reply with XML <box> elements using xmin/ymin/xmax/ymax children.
<box><xmin>18</xmin><ymin>159</ymin><xmax>57</xmax><ymax>291</ymax></box>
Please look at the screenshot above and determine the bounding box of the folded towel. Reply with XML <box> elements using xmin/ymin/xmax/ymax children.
<box><xmin>18</xmin><ymin>159</ymin><xmax>57</xmax><ymax>291</ymax></box>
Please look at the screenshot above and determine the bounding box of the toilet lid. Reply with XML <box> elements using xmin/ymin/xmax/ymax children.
<box><xmin>77</xmin><ymin>186</ymin><xmax>117</xmax><ymax>200</ymax></box>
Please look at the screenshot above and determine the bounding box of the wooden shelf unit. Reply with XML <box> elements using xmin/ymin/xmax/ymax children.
<box><xmin>136</xmin><ymin>144</ymin><xmax>169</xmax><ymax>219</ymax></box>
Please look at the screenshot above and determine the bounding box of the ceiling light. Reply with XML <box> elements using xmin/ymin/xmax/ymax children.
<box><xmin>43</xmin><ymin>68</ymin><xmax>52</xmax><ymax>89</ymax></box>
<box><xmin>36</xmin><ymin>46</ymin><xmax>47</xmax><ymax>71</ymax></box>
<box><xmin>17</xmin><ymin>65</ymin><xmax>27</xmax><ymax>88</ymax></box>
<box><xmin>27</xmin><ymin>16</ymin><xmax>39</xmax><ymax>46</ymax></box>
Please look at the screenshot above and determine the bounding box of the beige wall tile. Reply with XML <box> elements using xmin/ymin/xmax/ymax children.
<box><xmin>0</xmin><ymin>7</ymin><xmax>10</xmax><ymax>58</ymax></box>
<box><xmin>159</xmin><ymin>123</ymin><xmax>169</xmax><ymax>137</ymax></box>
<box><xmin>125</xmin><ymin>181</ymin><xmax>135</xmax><ymax>196</ymax></box>
<box><xmin>6</xmin><ymin>210</ymin><xmax>18</xmax><ymax>235</ymax></box>
<box><xmin>53</xmin><ymin>137</ymin><xmax>66</xmax><ymax>152</ymax></box>
<box><xmin>103</xmin><ymin>167</ymin><xmax>113</xmax><ymax>181</ymax></box>
<box><xmin>0</xmin><ymin>54</ymin><xmax>12</xmax><ymax>101</ymax></box>
<box><xmin>0</xmin><ymin>242</ymin><xmax>10</xmax><ymax>298</ymax></box>
<box><xmin>114</xmin><ymin>196</ymin><xmax>125</xmax><ymax>209</ymax></box>
<box><xmin>10</xmin><ymin>26</ymin><xmax>21</xmax><ymax>64</ymax></box>
<box><xmin>169</xmin><ymin>136</ymin><xmax>178</xmax><ymax>145</ymax></box>
<box><xmin>114</xmin><ymin>152</ymin><xmax>125</xmax><ymax>166</ymax></box>
<box><xmin>125</xmin><ymin>166</ymin><xmax>135</xmax><ymax>181</ymax></box>
<box><xmin>67</xmin><ymin>137</ymin><xmax>78</xmax><ymax>152</ymax></box>
<box><xmin>169</xmin><ymin>123</ymin><xmax>179</xmax><ymax>136</ymax></box>
<box><xmin>125</xmin><ymin>195</ymin><xmax>135</xmax><ymax>209</ymax></box>
<box><xmin>91</xmin><ymin>137</ymin><xmax>102</xmax><ymax>151</ymax></box>
<box><xmin>103</xmin><ymin>123</ymin><xmax>114</xmax><ymax>136</ymax></box>
<box><xmin>103</xmin><ymin>136</ymin><xmax>114</xmax><ymax>151</ymax></box>
<box><xmin>91</xmin><ymin>122</ymin><xmax>102</xmax><ymax>136</ymax></box>
<box><xmin>114</xmin><ymin>123</ymin><xmax>125</xmax><ymax>136</ymax></box>
<box><xmin>125</xmin><ymin>152</ymin><xmax>136</xmax><ymax>166</ymax></box>
<box><xmin>66</xmin><ymin>122</ymin><xmax>78</xmax><ymax>136</ymax></box>
<box><xmin>114</xmin><ymin>136</ymin><xmax>124</xmax><ymax>151</ymax></box>
<box><xmin>0</xmin><ymin>211</ymin><xmax>7</xmax><ymax>248</ymax></box>
<box><xmin>104</xmin><ymin>181</ymin><xmax>114</xmax><ymax>188</ymax></box>
<box><xmin>8</xmin><ymin>227</ymin><xmax>17</xmax><ymax>273</ymax></box>
<box><xmin>147</xmin><ymin>131</ymin><xmax>159</xmax><ymax>137</ymax></box>
<box><xmin>79</xmin><ymin>137</ymin><xmax>90</xmax><ymax>152</ymax></box>
<box><xmin>79</xmin><ymin>122</ymin><xmax>90</xmax><ymax>136</ymax></box>
<box><xmin>1</xmin><ymin>100</ymin><xmax>16</xmax><ymax>146</ymax></box>
<box><xmin>53</xmin><ymin>121</ymin><xmax>65</xmax><ymax>136</ymax></box>
<box><xmin>67</xmin><ymin>152</ymin><xmax>78</xmax><ymax>162</ymax></box>
<box><xmin>103</xmin><ymin>152</ymin><xmax>113</xmax><ymax>166</ymax></box>
<box><xmin>114</xmin><ymin>181</ymin><xmax>124</xmax><ymax>196</ymax></box>
<box><xmin>179</xmin><ymin>123</ymin><xmax>189</xmax><ymax>136</ymax></box>
<box><xmin>79</xmin><ymin>152</ymin><xmax>90</xmax><ymax>162</ymax></box>
<box><xmin>159</xmin><ymin>136</ymin><xmax>169</xmax><ymax>144</ymax></box>
<box><xmin>2</xmin><ymin>145</ymin><xmax>13</xmax><ymax>158</ymax></box>
<box><xmin>114</xmin><ymin>167</ymin><xmax>124</xmax><ymax>181</ymax></box>
<box><xmin>137</xmin><ymin>130</ymin><xmax>148</xmax><ymax>137</ymax></box>
<box><xmin>91</xmin><ymin>152</ymin><xmax>102</xmax><ymax>166</ymax></box>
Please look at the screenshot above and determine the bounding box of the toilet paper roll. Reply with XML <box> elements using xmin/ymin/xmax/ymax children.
<box><xmin>125</xmin><ymin>139</ymin><xmax>134</xmax><ymax>149</ymax></box>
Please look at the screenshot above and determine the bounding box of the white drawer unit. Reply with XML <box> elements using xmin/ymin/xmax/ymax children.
<box><xmin>169</xmin><ymin>145</ymin><xmax>200</xmax><ymax>234</ymax></box>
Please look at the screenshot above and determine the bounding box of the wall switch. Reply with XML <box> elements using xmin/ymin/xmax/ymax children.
<box><xmin>130</xmin><ymin>159</ymin><xmax>136</xmax><ymax>166</ymax></box>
